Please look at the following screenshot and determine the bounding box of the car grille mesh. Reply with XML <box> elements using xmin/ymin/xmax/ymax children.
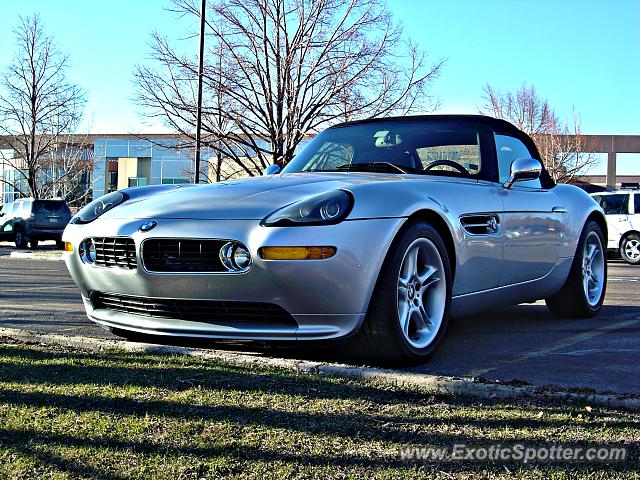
<box><xmin>142</xmin><ymin>239</ymin><xmax>227</xmax><ymax>272</ymax></box>
<box><xmin>91</xmin><ymin>292</ymin><xmax>297</xmax><ymax>326</ymax></box>
<box><xmin>93</xmin><ymin>237</ymin><xmax>137</xmax><ymax>269</ymax></box>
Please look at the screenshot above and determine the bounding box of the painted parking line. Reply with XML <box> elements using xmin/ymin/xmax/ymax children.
<box><xmin>0</xmin><ymin>303</ymin><xmax>83</xmax><ymax>313</ymax></box>
<box><xmin>609</xmin><ymin>276</ymin><xmax>640</xmax><ymax>282</ymax></box>
<box><xmin>465</xmin><ymin>315</ymin><xmax>640</xmax><ymax>378</ymax></box>
<box><xmin>1</xmin><ymin>284</ymin><xmax>77</xmax><ymax>293</ymax></box>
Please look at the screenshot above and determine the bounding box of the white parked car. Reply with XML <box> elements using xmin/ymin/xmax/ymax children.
<box><xmin>591</xmin><ymin>189</ymin><xmax>640</xmax><ymax>264</ymax></box>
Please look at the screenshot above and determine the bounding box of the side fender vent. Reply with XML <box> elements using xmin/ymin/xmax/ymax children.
<box><xmin>460</xmin><ymin>214</ymin><xmax>500</xmax><ymax>235</ymax></box>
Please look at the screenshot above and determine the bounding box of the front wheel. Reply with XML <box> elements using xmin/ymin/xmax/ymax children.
<box><xmin>546</xmin><ymin>220</ymin><xmax>607</xmax><ymax>318</ymax></box>
<box><xmin>350</xmin><ymin>222</ymin><xmax>452</xmax><ymax>365</ymax></box>
<box><xmin>14</xmin><ymin>229</ymin><xmax>28</xmax><ymax>249</ymax></box>
<box><xmin>620</xmin><ymin>234</ymin><xmax>640</xmax><ymax>265</ymax></box>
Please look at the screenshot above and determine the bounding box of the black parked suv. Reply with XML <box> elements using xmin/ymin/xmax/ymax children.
<box><xmin>0</xmin><ymin>198</ymin><xmax>72</xmax><ymax>249</ymax></box>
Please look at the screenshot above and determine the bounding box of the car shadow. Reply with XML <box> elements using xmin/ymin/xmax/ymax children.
<box><xmin>122</xmin><ymin>301</ymin><xmax>640</xmax><ymax>393</ymax></box>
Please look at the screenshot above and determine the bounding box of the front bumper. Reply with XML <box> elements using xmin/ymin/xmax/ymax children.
<box><xmin>63</xmin><ymin>216</ymin><xmax>404</xmax><ymax>341</ymax></box>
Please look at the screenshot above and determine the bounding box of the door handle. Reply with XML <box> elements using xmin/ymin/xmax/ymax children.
<box><xmin>552</xmin><ymin>206</ymin><xmax>567</xmax><ymax>213</ymax></box>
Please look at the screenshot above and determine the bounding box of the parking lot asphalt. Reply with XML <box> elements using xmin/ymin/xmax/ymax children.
<box><xmin>1</xmin><ymin>244</ymin><xmax>639</xmax><ymax>395</ymax></box>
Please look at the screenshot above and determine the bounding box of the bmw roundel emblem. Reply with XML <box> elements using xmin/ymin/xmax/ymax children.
<box><xmin>139</xmin><ymin>220</ymin><xmax>157</xmax><ymax>232</ymax></box>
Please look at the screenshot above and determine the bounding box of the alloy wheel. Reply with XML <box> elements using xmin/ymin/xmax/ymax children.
<box><xmin>624</xmin><ymin>238</ymin><xmax>640</xmax><ymax>261</ymax></box>
<box><xmin>396</xmin><ymin>238</ymin><xmax>446</xmax><ymax>349</ymax></box>
<box><xmin>582</xmin><ymin>231</ymin><xmax>605</xmax><ymax>307</ymax></box>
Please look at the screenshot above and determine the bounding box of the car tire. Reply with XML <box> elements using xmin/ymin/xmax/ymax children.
<box><xmin>545</xmin><ymin>220</ymin><xmax>607</xmax><ymax>318</ymax></box>
<box><xmin>620</xmin><ymin>234</ymin><xmax>640</xmax><ymax>265</ymax></box>
<box><xmin>30</xmin><ymin>239</ymin><xmax>39</xmax><ymax>249</ymax></box>
<box><xmin>350</xmin><ymin>221</ymin><xmax>452</xmax><ymax>365</ymax></box>
<box><xmin>56</xmin><ymin>240</ymin><xmax>65</xmax><ymax>250</ymax></box>
<box><xmin>14</xmin><ymin>228</ymin><xmax>28</xmax><ymax>249</ymax></box>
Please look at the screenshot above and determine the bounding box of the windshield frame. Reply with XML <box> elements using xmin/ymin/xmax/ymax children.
<box><xmin>283</xmin><ymin>120</ymin><xmax>499</xmax><ymax>182</ymax></box>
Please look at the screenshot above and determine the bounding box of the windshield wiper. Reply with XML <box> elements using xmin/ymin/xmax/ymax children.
<box><xmin>335</xmin><ymin>162</ymin><xmax>407</xmax><ymax>174</ymax></box>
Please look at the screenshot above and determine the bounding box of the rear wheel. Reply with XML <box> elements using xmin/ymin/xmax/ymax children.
<box><xmin>30</xmin><ymin>239</ymin><xmax>39</xmax><ymax>249</ymax></box>
<box><xmin>56</xmin><ymin>240</ymin><xmax>65</xmax><ymax>250</ymax></box>
<box><xmin>620</xmin><ymin>234</ymin><xmax>640</xmax><ymax>265</ymax></box>
<box><xmin>14</xmin><ymin>229</ymin><xmax>28</xmax><ymax>249</ymax></box>
<box><xmin>545</xmin><ymin>220</ymin><xmax>607</xmax><ymax>318</ymax></box>
<box><xmin>350</xmin><ymin>222</ymin><xmax>452</xmax><ymax>365</ymax></box>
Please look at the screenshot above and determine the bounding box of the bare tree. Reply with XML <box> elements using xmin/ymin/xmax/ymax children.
<box><xmin>481</xmin><ymin>83</ymin><xmax>597</xmax><ymax>183</ymax></box>
<box><xmin>39</xmin><ymin>133</ymin><xmax>94</xmax><ymax>206</ymax></box>
<box><xmin>0</xmin><ymin>14</ymin><xmax>87</xmax><ymax>199</ymax></box>
<box><xmin>135</xmin><ymin>0</ymin><xmax>444</xmax><ymax>178</ymax></box>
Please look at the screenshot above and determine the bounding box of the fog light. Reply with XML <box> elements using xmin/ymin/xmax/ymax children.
<box><xmin>79</xmin><ymin>238</ymin><xmax>96</xmax><ymax>264</ymax></box>
<box><xmin>219</xmin><ymin>241</ymin><xmax>252</xmax><ymax>271</ymax></box>
<box><xmin>63</xmin><ymin>242</ymin><xmax>74</xmax><ymax>252</ymax></box>
<box><xmin>258</xmin><ymin>246</ymin><xmax>336</xmax><ymax>260</ymax></box>
<box><xmin>232</xmin><ymin>245</ymin><xmax>251</xmax><ymax>269</ymax></box>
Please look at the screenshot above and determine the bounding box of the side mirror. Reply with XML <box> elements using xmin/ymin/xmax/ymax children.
<box><xmin>263</xmin><ymin>164</ymin><xmax>281</xmax><ymax>176</ymax></box>
<box><xmin>503</xmin><ymin>157</ymin><xmax>541</xmax><ymax>189</ymax></box>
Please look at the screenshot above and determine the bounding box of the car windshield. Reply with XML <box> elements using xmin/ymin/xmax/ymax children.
<box><xmin>282</xmin><ymin>121</ymin><xmax>482</xmax><ymax>177</ymax></box>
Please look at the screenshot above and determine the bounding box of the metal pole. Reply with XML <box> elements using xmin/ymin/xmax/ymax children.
<box><xmin>194</xmin><ymin>0</ymin><xmax>206</xmax><ymax>184</ymax></box>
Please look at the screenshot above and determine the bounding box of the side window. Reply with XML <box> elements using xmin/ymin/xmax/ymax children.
<box><xmin>300</xmin><ymin>141</ymin><xmax>353</xmax><ymax>171</ymax></box>
<box><xmin>495</xmin><ymin>134</ymin><xmax>542</xmax><ymax>189</ymax></box>
<box><xmin>600</xmin><ymin>194</ymin><xmax>629</xmax><ymax>215</ymax></box>
<box><xmin>635</xmin><ymin>194</ymin><xmax>640</xmax><ymax>214</ymax></box>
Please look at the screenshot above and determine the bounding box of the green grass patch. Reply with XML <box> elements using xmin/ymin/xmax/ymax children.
<box><xmin>0</xmin><ymin>341</ymin><xmax>638</xmax><ymax>479</ymax></box>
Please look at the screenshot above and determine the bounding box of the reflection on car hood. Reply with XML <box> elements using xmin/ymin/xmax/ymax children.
<box><xmin>101</xmin><ymin>172</ymin><xmax>405</xmax><ymax>220</ymax></box>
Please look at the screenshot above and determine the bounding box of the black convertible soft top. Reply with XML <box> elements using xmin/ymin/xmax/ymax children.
<box><xmin>331</xmin><ymin>114</ymin><xmax>554</xmax><ymax>188</ymax></box>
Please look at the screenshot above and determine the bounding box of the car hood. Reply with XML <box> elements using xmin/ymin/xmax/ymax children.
<box><xmin>101</xmin><ymin>173</ymin><xmax>403</xmax><ymax>221</ymax></box>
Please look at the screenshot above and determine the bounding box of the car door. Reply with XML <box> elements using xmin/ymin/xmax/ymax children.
<box><xmin>597</xmin><ymin>193</ymin><xmax>631</xmax><ymax>248</ymax></box>
<box><xmin>494</xmin><ymin>134</ymin><xmax>564</xmax><ymax>286</ymax></box>
<box><xmin>632</xmin><ymin>193</ymin><xmax>640</xmax><ymax>233</ymax></box>
<box><xmin>0</xmin><ymin>203</ymin><xmax>11</xmax><ymax>239</ymax></box>
<box><xmin>413</xmin><ymin>123</ymin><xmax>504</xmax><ymax>295</ymax></box>
<box><xmin>3</xmin><ymin>202</ymin><xmax>20</xmax><ymax>236</ymax></box>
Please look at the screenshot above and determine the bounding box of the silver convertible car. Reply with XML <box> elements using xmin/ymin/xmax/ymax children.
<box><xmin>63</xmin><ymin>115</ymin><xmax>607</xmax><ymax>364</ymax></box>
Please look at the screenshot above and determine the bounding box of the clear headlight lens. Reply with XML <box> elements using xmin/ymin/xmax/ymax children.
<box><xmin>219</xmin><ymin>241</ymin><xmax>252</xmax><ymax>271</ymax></box>
<box><xmin>79</xmin><ymin>238</ymin><xmax>96</xmax><ymax>264</ymax></box>
<box><xmin>70</xmin><ymin>191</ymin><xmax>128</xmax><ymax>224</ymax></box>
<box><xmin>262</xmin><ymin>190</ymin><xmax>353</xmax><ymax>227</ymax></box>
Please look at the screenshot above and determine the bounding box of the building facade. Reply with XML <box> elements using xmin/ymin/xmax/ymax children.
<box><xmin>1</xmin><ymin>136</ymin><xmax>208</xmax><ymax>204</ymax></box>
<box><xmin>92</xmin><ymin>137</ymin><xmax>196</xmax><ymax>199</ymax></box>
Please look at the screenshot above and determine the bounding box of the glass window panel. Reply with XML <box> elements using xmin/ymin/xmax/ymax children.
<box><xmin>495</xmin><ymin>134</ymin><xmax>541</xmax><ymax>188</ymax></box>
<box><xmin>104</xmin><ymin>145</ymin><xmax>129</xmax><ymax>157</ymax></box>
<box><xmin>601</xmin><ymin>194</ymin><xmax>629</xmax><ymax>215</ymax></box>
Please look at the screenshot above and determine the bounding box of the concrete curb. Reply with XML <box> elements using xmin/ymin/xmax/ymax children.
<box><xmin>8</xmin><ymin>251</ymin><xmax>63</xmax><ymax>261</ymax></box>
<box><xmin>1</xmin><ymin>327</ymin><xmax>639</xmax><ymax>411</ymax></box>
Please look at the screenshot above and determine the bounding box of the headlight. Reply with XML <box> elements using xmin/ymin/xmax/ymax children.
<box><xmin>219</xmin><ymin>241</ymin><xmax>252</xmax><ymax>271</ymax></box>
<box><xmin>261</xmin><ymin>190</ymin><xmax>353</xmax><ymax>227</ymax></box>
<box><xmin>79</xmin><ymin>238</ymin><xmax>96</xmax><ymax>264</ymax></box>
<box><xmin>70</xmin><ymin>191</ymin><xmax>128</xmax><ymax>224</ymax></box>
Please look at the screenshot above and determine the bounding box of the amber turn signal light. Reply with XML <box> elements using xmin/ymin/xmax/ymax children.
<box><xmin>258</xmin><ymin>246</ymin><xmax>336</xmax><ymax>260</ymax></box>
<box><xmin>63</xmin><ymin>242</ymin><xmax>74</xmax><ymax>252</ymax></box>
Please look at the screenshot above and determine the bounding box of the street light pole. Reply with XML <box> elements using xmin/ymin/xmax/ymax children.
<box><xmin>194</xmin><ymin>0</ymin><xmax>206</xmax><ymax>184</ymax></box>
